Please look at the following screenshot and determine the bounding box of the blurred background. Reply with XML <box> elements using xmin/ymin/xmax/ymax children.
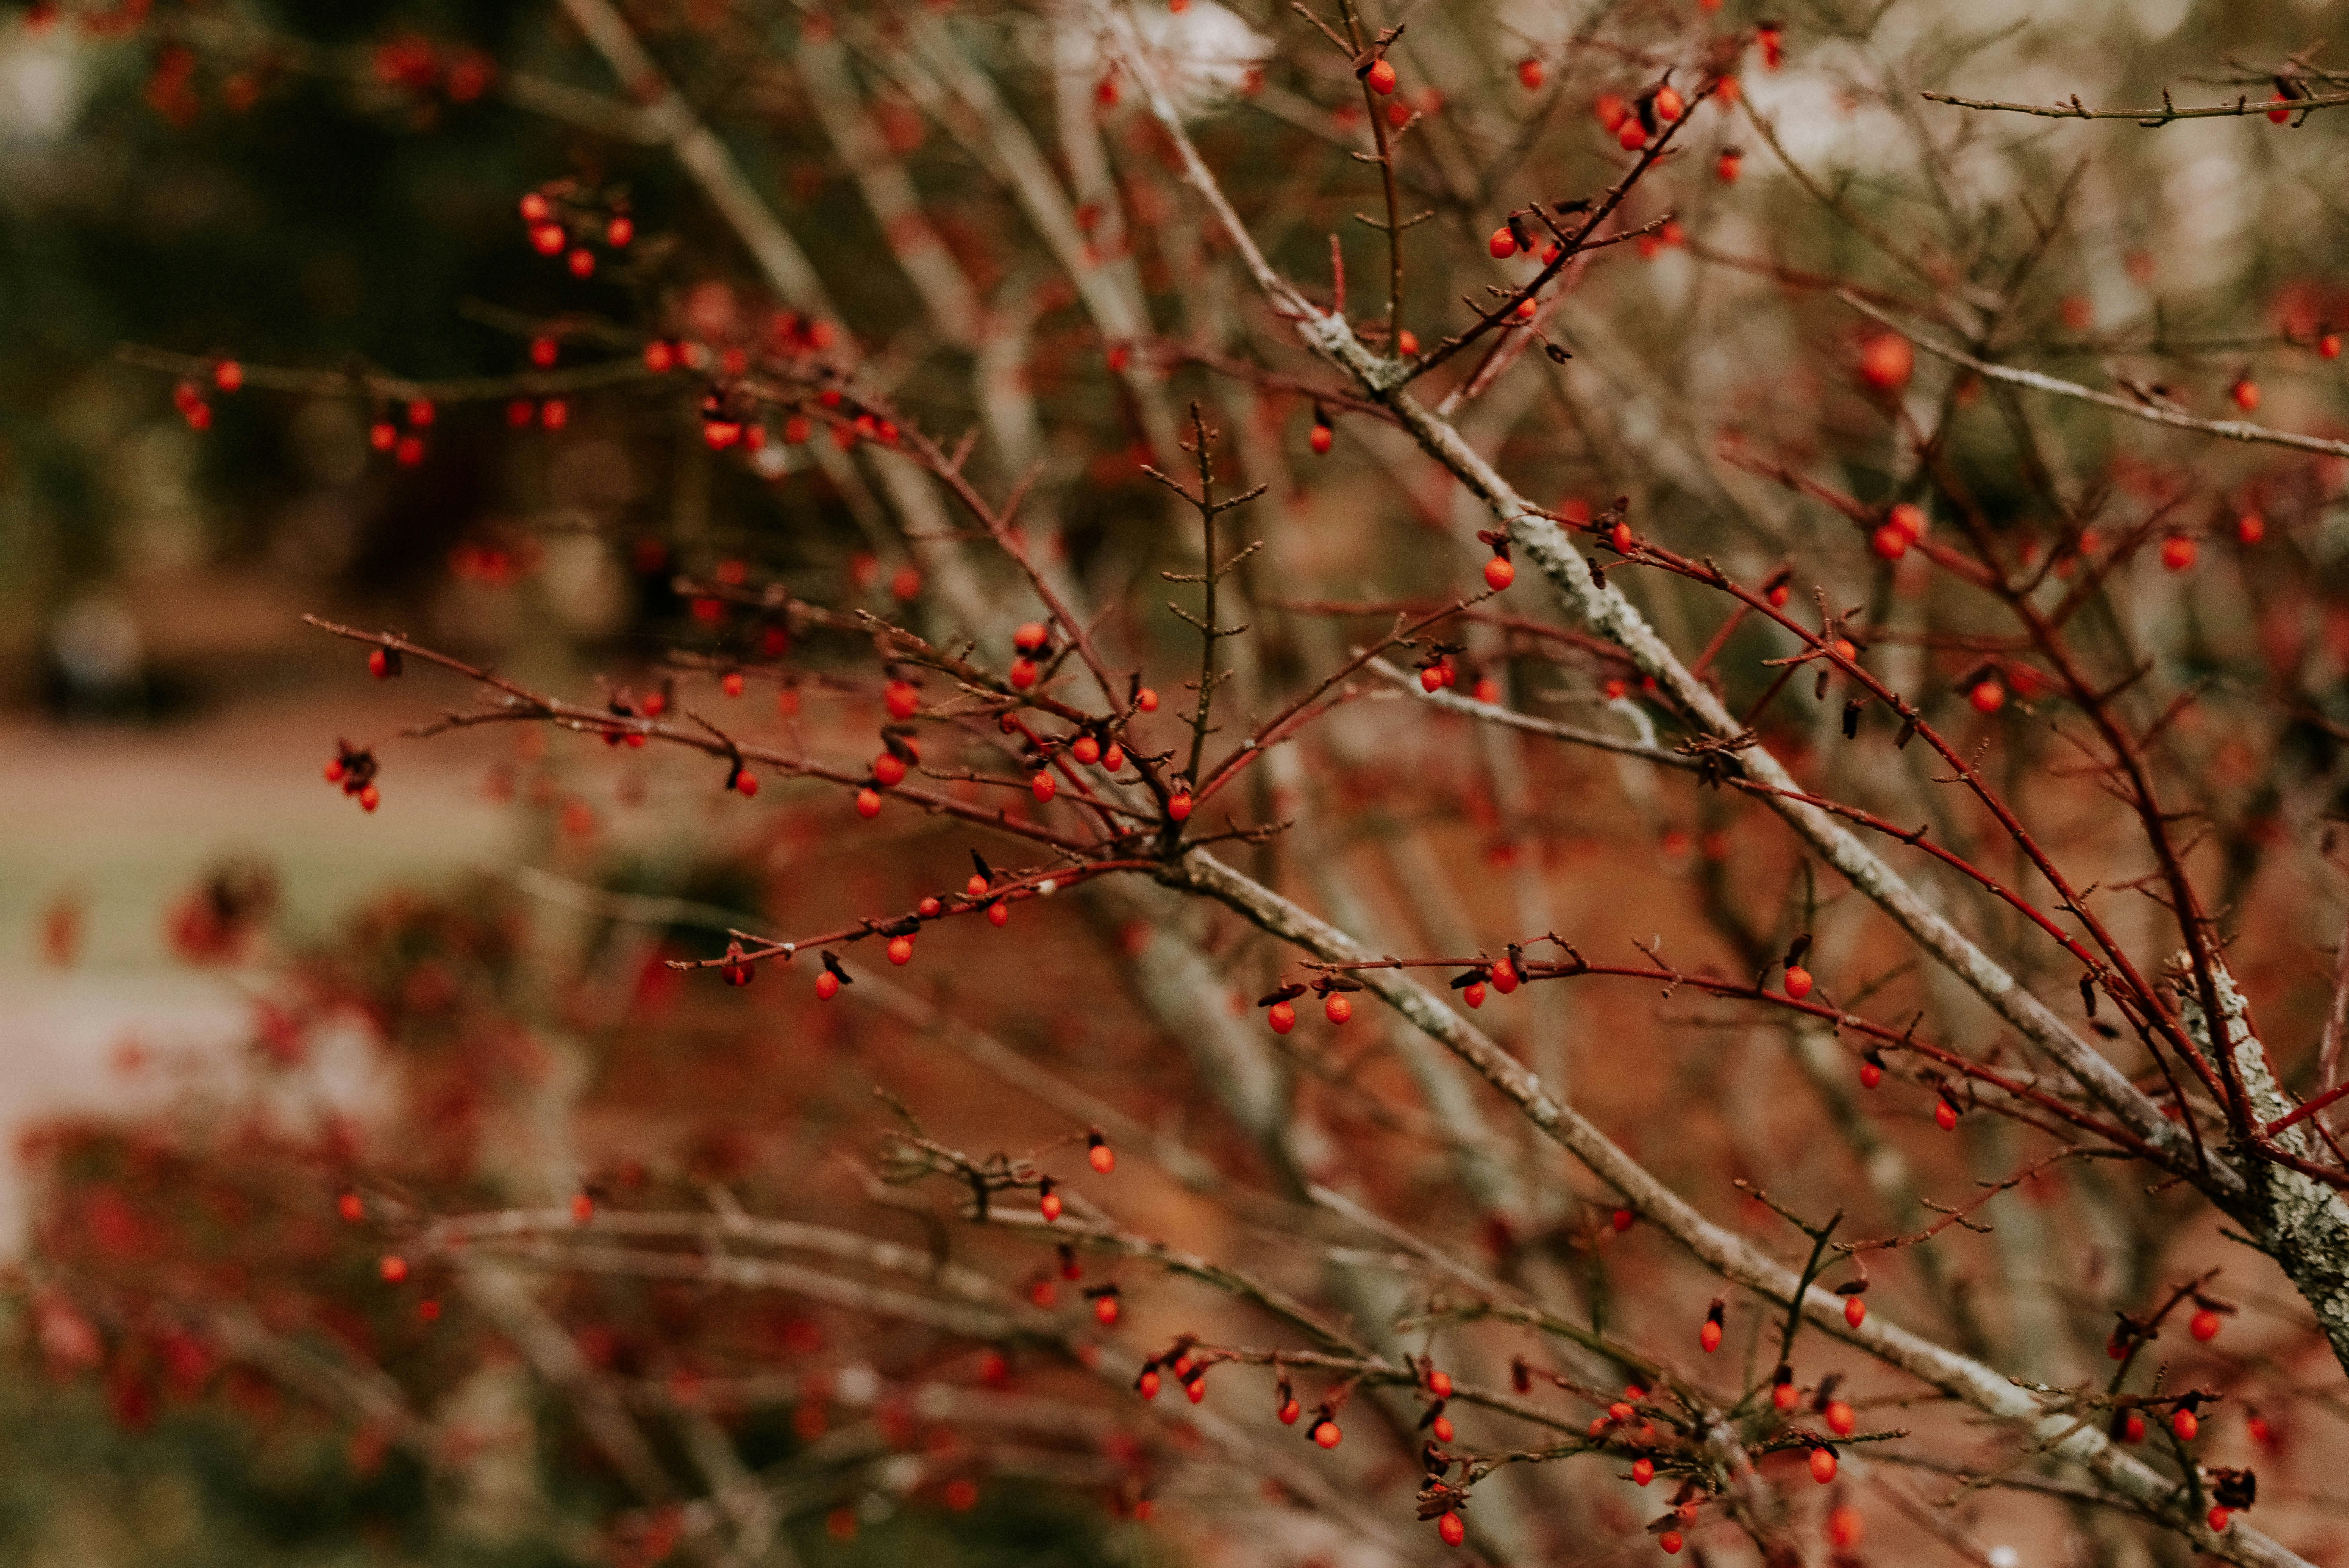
<box><xmin>5</xmin><ymin>0</ymin><xmax>2349</xmax><ymax>1563</ymax></box>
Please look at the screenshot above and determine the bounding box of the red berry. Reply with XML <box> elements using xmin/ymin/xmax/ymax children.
<box><xmin>873</xmin><ymin>753</ymin><xmax>907</xmax><ymax>787</ymax></box>
<box><xmin>368</xmin><ymin>647</ymin><xmax>392</xmax><ymax>679</ymax></box>
<box><xmin>1437</xmin><ymin>1513</ymin><xmax>1465</xmax><ymax>1547</ymax></box>
<box><xmin>1782</xmin><ymin>965</ymin><xmax>1813</xmax><ymax>1000</ymax></box>
<box><xmin>1102</xmin><ymin>743</ymin><xmax>1124</xmax><ymax>771</ymax></box>
<box><xmin>568</xmin><ymin>248</ymin><xmax>595</xmax><ymax>277</ymax></box>
<box><xmin>1617</xmin><ymin>118</ymin><xmax>1647</xmax><ymax>150</ymax></box>
<box><xmin>1871</xmin><ymin>522</ymin><xmax>1910</xmax><ymax>560</ymax></box>
<box><xmin>855</xmin><ymin>788</ymin><xmax>882</xmax><ymax>818</ymax></box>
<box><xmin>213</xmin><ymin>360</ymin><xmax>242</xmax><ymax>393</ymax></box>
<box><xmin>735</xmin><ymin>770</ymin><xmax>759</xmax><ymax>797</ymax></box>
<box><xmin>1009</xmin><ymin>657</ymin><xmax>1039</xmax><ymax>690</ymax></box>
<box><xmin>1716</xmin><ymin>150</ymin><xmax>1741</xmax><ymax>183</ymax></box>
<box><xmin>1309</xmin><ymin>422</ymin><xmax>1333</xmax><ymax>456</ymax></box>
<box><xmin>1611</xmin><ymin>1207</ymin><xmax>1634</xmax><ymax>1232</ymax></box>
<box><xmin>1969</xmin><ymin>680</ymin><xmax>2005</xmax><ymax>714</ymax></box>
<box><xmin>1366</xmin><ymin>59</ymin><xmax>1396</xmax><ymax>95</ymax></box>
<box><xmin>1089</xmin><ymin>1142</ymin><xmax>1115</xmax><ymax>1175</ymax></box>
<box><xmin>2231</xmin><ymin>377</ymin><xmax>2260</xmax><ymax>412</ymax></box>
<box><xmin>2173</xmin><ymin>1409</ymin><xmax>2198</xmax><ymax>1441</ymax></box>
<box><xmin>1631</xmin><ymin>1457</ymin><xmax>1654</xmax><ymax>1486</ymax></box>
<box><xmin>1859</xmin><ymin>333</ymin><xmax>1913</xmax><ymax>392</ymax></box>
<box><xmin>337</xmin><ymin>1192</ymin><xmax>364</xmax><ymax>1222</ymax></box>
<box><xmin>1491</xmin><ymin>966</ymin><xmax>1518</xmax><ymax>995</ymax></box>
<box><xmin>886</xmin><ymin>680</ymin><xmax>918</xmax><ymax>720</ymax></box>
<box><xmin>987</xmin><ymin>902</ymin><xmax>1010</xmax><ymax>928</ymax></box>
<box><xmin>1031</xmin><ymin>770</ymin><xmax>1057</xmax><ymax>803</ymax></box>
<box><xmin>1517</xmin><ymin>57</ymin><xmax>1543</xmax><ymax>91</ymax></box>
<box><xmin>2209</xmin><ymin>1506</ymin><xmax>2231</xmax><ymax>1531</ymax></box>
<box><xmin>1268</xmin><ymin>1001</ymin><xmax>1296</xmax><ymax>1034</ymax></box>
<box><xmin>529</xmin><ymin>336</ymin><xmax>558</xmax><ymax>367</ymax></box>
<box><xmin>1860</xmin><ymin>1061</ymin><xmax>1882</xmax><ymax>1089</ymax></box>
<box><xmin>2190</xmin><ymin>1308</ymin><xmax>2219</xmax><ymax>1342</ymax></box>
<box><xmin>644</xmin><ymin>340</ymin><xmax>675</xmax><ymax>373</ymax></box>
<box><xmin>2122</xmin><ymin>1411</ymin><xmax>2145</xmax><ymax>1443</ymax></box>
<box><xmin>2161</xmin><ymin>534</ymin><xmax>2198</xmax><ymax>572</ymax></box>
<box><xmin>1654</xmin><ymin>86</ymin><xmax>1684</xmax><ymax>122</ymax></box>
<box><xmin>1594</xmin><ymin>93</ymin><xmax>1629</xmax><ymax>130</ymax></box>
<box><xmin>1698</xmin><ymin>1320</ymin><xmax>1722</xmax><ymax>1354</ymax></box>
<box><xmin>721</xmin><ymin>670</ymin><xmax>745</xmax><ymax>698</ymax></box>
<box><xmin>531</xmin><ymin>222</ymin><xmax>566</xmax><ymax>255</ymax></box>
<box><xmin>1325</xmin><ymin>994</ymin><xmax>1353</xmax><ymax>1025</ymax></box>
<box><xmin>1420</xmin><ymin>664</ymin><xmax>1447</xmax><ymax>693</ymax></box>
<box><xmin>1659</xmin><ymin>1530</ymin><xmax>1683</xmax><ymax>1555</ymax></box>
<box><xmin>394</xmin><ymin>434</ymin><xmax>425</xmax><ymax>466</ymax></box>
<box><xmin>1829</xmin><ymin>1506</ymin><xmax>1861</xmax><ymax>1548</ymax></box>
<box><xmin>1767</xmin><ymin>581</ymin><xmax>1789</xmax><ymax>608</ymax></box>
<box><xmin>1167</xmin><ymin>792</ymin><xmax>1193</xmax><ymax>821</ymax></box>
<box><xmin>1934</xmin><ymin>1098</ymin><xmax>1959</xmax><ymax>1132</ymax></box>
<box><xmin>1489</xmin><ymin>226</ymin><xmax>1518</xmax><ymax>260</ymax></box>
<box><xmin>1136</xmin><ymin>687</ymin><xmax>1159</xmax><ymax>712</ymax></box>
<box><xmin>1040</xmin><ymin>1189</ymin><xmax>1062</xmax><ymax>1221</ymax></box>
<box><xmin>1809</xmin><ymin>1448</ymin><xmax>1837</xmax><ymax>1484</ymax></box>
<box><xmin>1093</xmin><ymin>1294</ymin><xmax>1120</xmax><ymax>1326</ymax></box>
<box><xmin>1483</xmin><ymin>556</ymin><xmax>1516</xmax><ymax>590</ymax></box>
<box><xmin>380</xmin><ymin>1255</ymin><xmax>408</xmax><ymax>1283</ymax></box>
<box><xmin>1844</xmin><ymin>1295</ymin><xmax>1867</xmax><ymax>1329</ymax></box>
<box><xmin>1773</xmin><ymin>1381</ymin><xmax>1799</xmax><ymax>1413</ymax></box>
<box><xmin>1311</xmin><ymin>1418</ymin><xmax>1341</xmax><ymax>1448</ymax></box>
<box><xmin>1462</xmin><ymin>981</ymin><xmax>1486</xmax><ymax>1008</ymax></box>
<box><xmin>358</xmin><ymin>784</ymin><xmax>380</xmax><ymax>812</ymax></box>
<box><xmin>1137</xmin><ymin>1369</ymin><xmax>1160</xmax><ymax>1399</ymax></box>
<box><xmin>519</xmin><ymin>192</ymin><xmax>552</xmax><ymax>223</ymax></box>
<box><xmin>1071</xmin><ymin>735</ymin><xmax>1101</xmax><ymax>765</ymax></box>
<box><xmin>887</xmin><ymin>936</ymin><xmax>914</xmax><ymax>966</ymax></box>
<box><xmin>1278</xmin><ymin>1397</ymin><xmax>1300</xmax><ymax>1424</ymax></box>
<box><xmin>606</xmin><ymin>215</ymin><xmax>634</xmax><ymax>247</ymax></box>
<box><xmin>816</xmin><ymin>971</ymin><xmax>840</xmax><ymax>1000</ymax></box>
<box><xmin>2237</xmin><ymin>512</ymin><xmax>2265</xmax><ymax>545</ymax></box>
<box><xmin>1825</xmin><ymin>1399</ymin><xmax>1855</xmax><ymax>1436</ymax></box>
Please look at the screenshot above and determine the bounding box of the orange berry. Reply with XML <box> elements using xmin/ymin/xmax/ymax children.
<box><xmin>1809</xmin><ymin>1447</ymin><xmax>1837</xmax><ymax>1484</ymax></box>
<box><xmin>1934</xmin><ymin>1098</ymin><xmax>1959</xmax><ymax>1132</ymax></box>
<box><xmin>2172</xmin><ymin>1408</ymin><xmax>2198</xmax><ymax>1441</ymax></box>
<box><xmin>855</xmin><ymin>788</ymin><xmax>882</xmax><ymax>818</ymax></box>
<box><xmin>1654</xmin><ymin>86</ymin><xmax>1683</xmax><ymax>122</ymax></box>
<box><xmin>1094</xmin><ymin>1294</ymin><xmax>1120</xmax><ymax>1326</ymax></box>
<box><xmin>1366</xmin><ymin>59</ymin><xmax>1397</xmax><ymax>95</ymax></box>
<box><xmin>1268</xmin><ymin>1001</ymin><xmax>1296</xmax><ymax>1034</ymax></box>
<box><xmin>1698</xmin><ymin>1320</ymin><xmax>1722</xmax><ymax>1353</ymax></box>
<box><xmin>1825</xmin><ymin>1398</ymin><xmax>1855</xmax><ymax>1436</ymax></box>
<box><xmin>1844</xmin><ymin>1295</ymin><xmax>1867</xmax><ymax>1329</ymax></box>
<box><xmin>1325</xmin><ymin>994</ymin><xmax>1352</xmax><ymax>1024</ymax></box>
<box><xmin>1969</xmin><ymin>680</ymin><xmax>2005</xmax><ymax>715</ymax></box>
<box><xmin>873</xmin><ymin>753</ymin><xmax>907</xmax><ymax>787</ymax></box>
<box><xmin>1659</xmin><ymin>1530</ymin><xmax>1683</xmax><ymax>1555</ymax></box>
<box><xmin>1031</xmin><ymin>770</ymin><xmax>1057</xmax><ymax>803</ymax></box>
<box><xmin>1829</xmin><ymin>1506</ymin><xmax>1862</xmax><ymax>1548</ymax></box>
<box><xmin>2231</xmin><ymin>377</ymin><xmax>2261</xmax><ymax>412</ymax></box>
<box><xmin>338</xmin><ymin>1192</ymin><xmax>364</xmax><ymax>1222</ymax></box>
<box><xmin>1594</xmin><ymin>93</ymin><xmax>1629</xmax><ymax>130</ymax></box>
<box><xmin>1871</xmin><ymin>523</ymin><xmax>1910</xmax><ymax>560</ymax></box>
<box><xmin>887</xmin><ymin>936</ymin><xmax>914</xmax><ymax>966</ymax></box>
<box><xmin>1167</xmin><ymin>792</ymin><xmax>1193</xmax><ymax>821</ymax></box>
<box><xmin>1782</xmin><ymin>965</ymin><xmax>1813</xmax><ymax>1000</ymax></box>
<box><xmin>1089</xmin><ymin>1141</ymin><xmax>1115</xmax><ymax>1175</ymax></box>
<box><xmin>1632</xmin><ymin>1457</ymin><xmax>1655</xmax><ymax>1486</ymax></box>
<box><xmin>1489</xmin><ymin>226</ymin><xmax>1518</xmax><ymax>260</ymax></box>
<box><xmin>1484</xmin><ymin>556</ymin><xmax>1516</xmax><ymax>590</ymax></box>
<box><xmin>1311</xmin><ymin>1418</ymin><xmax>1342</xmax><ymax>1448</ymax></box>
